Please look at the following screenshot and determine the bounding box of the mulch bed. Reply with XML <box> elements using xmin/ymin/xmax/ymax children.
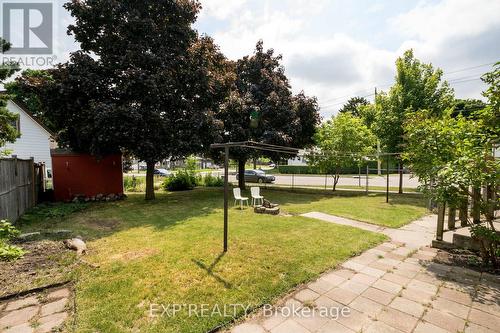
<box><xmin>0</xmin><ymin>240</ymin><xmax>76</xmax><ymax>298</ymax></box>
<box><xmin>433</xmin><ymin>248</ymin><xmax>500</xmax><ymax>275</ymax></box>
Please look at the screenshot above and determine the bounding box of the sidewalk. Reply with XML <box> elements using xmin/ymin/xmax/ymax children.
<box><xmin>0</xmin><ymin>286</ymin><xmax>71</xmax><ymax>333</ymax></box>
<box><xmin>228</xmin><ymin>214</ymin><xmax>500</xmax><ymax>333</ymax></box>
<box><xmin>301</xmin><ymin>212</ymin><xmax>436</xmax><ymax>248</ymax></box>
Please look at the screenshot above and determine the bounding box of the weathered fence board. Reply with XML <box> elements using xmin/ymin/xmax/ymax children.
<box><xmin>0</xmin><ymin>157</ymin><xmax>35</xmax><ymax>222</ymax></box>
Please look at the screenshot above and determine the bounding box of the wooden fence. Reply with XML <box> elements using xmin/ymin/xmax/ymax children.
<box><xmin>0</xmin><ymin>157</ymin><xmax>38</xmax><ymax>222</ymax></box>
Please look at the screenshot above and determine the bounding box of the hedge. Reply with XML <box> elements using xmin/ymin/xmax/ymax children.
<box><xmin>275</xmin><ymin>159</ymin><xmax>399</xmax><ymax>175</ymax></box>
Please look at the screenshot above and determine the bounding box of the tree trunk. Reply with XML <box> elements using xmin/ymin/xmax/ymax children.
<box><xmin>485</xmin><ymin>184</ymin><xmax>495</xmax><ymax>223</ymax></box>
<box><xmin>398</xmin><ymin>161</ymin><xmax>403</xmax><ymax>194</ymax></box>
<box><xmin>253</xmin><ymin>157</ymin><xmax>257</xmax><ymax>169</ymax></box>
<box><xmin>238</xmin><ymin>158</ymin><xmax>246</xmax><ymax>190</ymax></box>
<box><xmin>377</xmin><ymin>140</ymin><xmax>381</xmax><ymax>176</ymax></box>
<box><xmin>447</xmin><ymin>206</ymin><xmax>456</xmax><ymax>230</ymax></box>
<box><xmin>332</xmin><ymin>168</ymin><xmax>340</xmax><ymax>191</ymax></box>
<box><xmin>436</xmin><ymin>203</ymin><xmax>445</xmax><ymax>241</ymax></box>
<box><xmin>459</xmin><ymin>199</ymin><xmax>468</xmax><ymax>227</ymax></box>
<box><xmin>472</xmin><ymin>187</ymin><xmax>481</xmax><ymax>224</ymax></box>
<box><xmin>145</xmin><ymin>161</ymin><xmax>156</xmax><ymax>200</ymax></box>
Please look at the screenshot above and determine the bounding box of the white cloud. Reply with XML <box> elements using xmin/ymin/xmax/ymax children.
<box><xmin>198</xmin><ymin>0</ymin><xmax>248</xmax><ymax>20</ymax></box>
<box><xmin>206</xmin><ymin>2</ymin><xmax>397</xmax><ymax>118</ymax></box>
<box><xmin>391</xmin><ymin>0</ymin><xmax>500</xmax><ymax>43</ymax></box>
<box><xmin>7</xmin><ymin>0</ymin><xmax>497</xmax><ymax>117</ymax></box>
<box><xmin>391</xmin><ymin>0</ymin><xmax>500</xmax><ymax>100</ymax></box>
<box><xmin>204</xmin><ymin>0</ymin><xmax>499</xmax><ymax>117</ymax></box>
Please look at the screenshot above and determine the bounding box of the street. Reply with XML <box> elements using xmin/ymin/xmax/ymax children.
<box><xmin>126</xmin><ymin>171</ymin><xmax>421</xmax><ymax>189</ymax></box>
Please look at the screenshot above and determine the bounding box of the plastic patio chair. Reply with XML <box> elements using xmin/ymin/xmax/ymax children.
<box><xmin>250</xmin><ymin>187</ymin><xmax>264</xmax><ymax>206</ymax></box>
<box><xmin>233</xmin><ymin>188</ymin><xmax>249</xmax><ymax>209</ymax></box>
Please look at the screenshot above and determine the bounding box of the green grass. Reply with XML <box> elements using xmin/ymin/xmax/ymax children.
<box><xmin>18</xmin><ymin>188</ymin><xmax>387</xmax><ymax>333</ymax></box>
<box><xmin>262</xmin><ymin>188</ymin><xmax>428</xmax><ymax>228</ymax></box>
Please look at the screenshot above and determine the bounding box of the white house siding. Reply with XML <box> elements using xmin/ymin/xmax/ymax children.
<box><xmin>287</xmin><ymin>149</ymin><xmax>309</xmax><ymax>166</ymax></box>
<box><xmin>3</xmin><ymin>101</ymin><xmax>53</xmax><ymax>174</ymax></box>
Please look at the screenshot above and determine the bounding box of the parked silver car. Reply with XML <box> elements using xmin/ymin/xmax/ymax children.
<box><xmin>236</xmin><ymin>169</ymin><xmax>275</xmax><ymax>183</ymax></box>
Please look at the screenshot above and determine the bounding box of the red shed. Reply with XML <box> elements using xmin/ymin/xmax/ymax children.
<box><xmin>51</xmin><ymin>149</ymin><xmax>123</xmax><ymax>201</ymax></box>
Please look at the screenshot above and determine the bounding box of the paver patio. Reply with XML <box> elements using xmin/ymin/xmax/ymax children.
<box><xmin>229</xmin><ymin>214</ymin><xmax>500</xmax><ymax>333</ymax></box>
<box><xmin>0</xmin><ymin>287</ymin><xmax>71</xmax><ymax>333</ymax></box>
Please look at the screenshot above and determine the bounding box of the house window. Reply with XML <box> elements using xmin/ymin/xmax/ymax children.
<box><xmin>9</xmin><ymin>116</ymin><xmax>20</xmax><ymax>132</ymax></box>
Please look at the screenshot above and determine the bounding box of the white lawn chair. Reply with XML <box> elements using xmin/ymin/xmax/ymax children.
<box><xmin>233</xmin><ymin>188</ymin><xmax>249</xmax><ymax>209</ymax></box>
<box><xmin>250</xmin><ymin>187</ymin><xmax>264</xmax><ymax>207</ymax></box>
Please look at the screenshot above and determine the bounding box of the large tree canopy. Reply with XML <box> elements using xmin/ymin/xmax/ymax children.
<box><xmin>214</xmin><ymin>41</ymin><xmax>320</xmax><ymax>188</ymax></box>
<box><xmin>0</xmin><ymin>38</ymin><xmax>20</xmax><ymax>152</ymax></box>
<box><xmin>374</xmin><ymin>49</ymin><xmax>454</xmax><ymax>154</ymax></box>
<box><xmin>339</xmin><ymin>96</ymin><xmax>369</xmax><ymax>117</ymax></box>
<box><xmin>373</xmin><ymin>49</ymin><xmax>454</xmax><ymax>193</ymax></box>
<box><xmin>5</xmin><ymin>69</ymin><xmax>56</xmax><ymax>131</ymax></box>
<box><xmin>37</xmin><ymin>0</ymin><xmax>231</xmax><ymax>199</ymax></box>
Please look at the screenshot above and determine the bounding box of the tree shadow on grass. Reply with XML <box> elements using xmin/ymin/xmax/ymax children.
<box><xmin>17</xmin><ymin>188</ymin><xmax>224</xmax><ymax>241</ymax></box>
<box><xmin>192</xmin><ymin>252</ymin><xmax>232</xmax><ymax>289</ymax></box>
<box><xmin>15</xmin><ymin>187</ymin><xmax>426</xmax><ymax>243</ymax></box>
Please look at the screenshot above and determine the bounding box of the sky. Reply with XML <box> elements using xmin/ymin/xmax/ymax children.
<box><xmin>4</xmin><ymin>0</ymin><xmax>500</xmax><ymax>119</ymax></box>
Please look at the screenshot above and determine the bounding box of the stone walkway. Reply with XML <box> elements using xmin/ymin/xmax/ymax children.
<box><xmin>0</xmin><ymin>286</ymin><xmax>71</xmax><ymax>333</ymax></box>
<box><xmin>229</xmin><ymin>214</ymin><xmax>500</xmax><ymax>333</ymax></box>
<box><xmin>301</xmin><ymin>212</ymin><xmax>436</xmax><ymax>248</ymax></box>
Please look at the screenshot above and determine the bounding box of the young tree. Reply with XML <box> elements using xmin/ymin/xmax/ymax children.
<box><xmin>404</xmin><ymin>111</ymin><xmax>499</xmax><ymax>265</ymax></box>
<box><xmin>215</xmin><ymin>41</ymin><xmax>320</xmax><ymax>189</ymax></box>
<box><xmin>374</xmin><ymin>49</ymin><xmax>454</xmax><ymax>193</ymax></box>
<box><xmin>309</xmin><ymin>113</ymin><xmax>376</xmax><ymax>191</ymax></box>
<box><xmin>404</xmin><ymin>64</ymin><xmax>500</xmax><ymax>266</ymax></box>
<box><xmin>36</xmin><ymin>0</ymin><xmax>231</xmax><ymax>200</ymax></box>
<box><xmin>339</xmin><ymin>96</ymin><xmax>369</xmax><ymax>117</ymax></box>
<box><xmin>0</xmin><ymin>38</ymin><xmax>20</xmax><ymax>152</ymax></box>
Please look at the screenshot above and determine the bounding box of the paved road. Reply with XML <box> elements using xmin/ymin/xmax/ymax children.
<box><xmin>227</xmin><ymin>173</ymin><xmax>421</xmax><ymax>189</ymax></box>
<box><xmin>125</xmin><ymin>171</ymin><xmax>421</xmax><ymax>189</ymax></box>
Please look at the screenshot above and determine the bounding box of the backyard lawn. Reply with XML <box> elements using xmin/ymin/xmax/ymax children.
<box><xmin>15</xmin><ymin>188</ymin><xmax>427</xmax><ymax>332</ymax></box>
<box><xmin>264</xmin><ymin>188</ymin><xmax>428</xmax><ymax>228</ymax></box>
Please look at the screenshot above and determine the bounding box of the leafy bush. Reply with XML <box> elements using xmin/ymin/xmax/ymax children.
<box><xmin>162</xmin><ymin>158</ymin><xmax>203</xmax><ymax>191</ymax></box>
<box><xmin>0</xmin><ymin>219</ymin><xmax>20</xmax><ymax>239</ymax></box>
<box><xmin>22</xmin><ymin>202</ymin><xmax>88</xmax><ymax>220</ymax></box>
<box><xmin>0</xmin><ymin>220</ymin><xmax>25</xmax><ymax>261</ymax></box>
<box><xmin>0</xmin><ymin>240</ymin><xmax>26</xmax><ymax>261</ymax></box>
<box><xmin>124</xmin><ymin>175</ymin><xmax>145</xmax><ymax>192</ymax></box>
<box><xmin>470</xmin><ymin>225</ymin><xmax>500</xmax><ymax>267</ymax></box>
<box><xmin>275</xmin><ymin>159</ymin><xmax>399</xmax><ymax>175</ymax></box>
<box><xmin>162</xmin><ymin>170</ymin><xmax>196</xmax><ymax>191</ymax></box>
<box><xmin>202</xmin><ymin>173</ymin><xmax>224</xmax><ymax>187</ymax></box>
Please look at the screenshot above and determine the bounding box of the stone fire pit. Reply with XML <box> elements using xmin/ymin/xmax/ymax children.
<box><xmin>254</xmin><ymin>199</ymin><xmax>280</xmax><ymax>215</ymax></box>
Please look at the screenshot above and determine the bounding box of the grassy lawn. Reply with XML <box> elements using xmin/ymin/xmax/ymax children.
<box><xmin>262</xmin><ymin>188</ymin><xmax>428</xmax><ymax>228</ymax></box>
<box><xmin>18</xmin><ymin>188</ymin><xmax>387</xmax><ymax>333</ymax></box>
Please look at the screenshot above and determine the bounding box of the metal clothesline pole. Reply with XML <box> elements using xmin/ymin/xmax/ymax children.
<box><xmin>211</xmin><ymin>141</ymin><xmax>299</xmax><ymax>253</ymax></box>
<box><xmin>386</xmin><ymin>157</ymin><xmax>390</xmax><ymax>203</ymax></box>
<box><xmin>223</xmin><ymin>146</ymin><xmax>229</xmax><ymax>252</ymax></box>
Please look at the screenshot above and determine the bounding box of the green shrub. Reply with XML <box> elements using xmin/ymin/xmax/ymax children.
<box><xmin>470</xmin><ymin>225</ymin><xmax>500</xmax><ymax>267</ymax></box>
<box><xmin>0</xmin><ymin>220</ymin><xmax>26</xmax><ymax>261</ymax></box>
<box><xmin>124</xmin><ymin>175</ymin><xmax>145</xmax><ymax>192</ymax></box>
<box><xmin>203</xmin><ymin>173</ymin><xmax>224</xmax><ymax>187</ymax></box>
<box><xmin>161</xmin><ymin>157</ymin><xmax>205</xmax><ymax>191</ymax></box>
<box><xmin>274</xmin><ymin>159</ymin><xmax>400</xmax><ymax>175</ymax></box>
<box><xmin>0</xmin><ymin>240</ymin><xmax>26</xmax><ymax>261</ymax></box>
<box><xmin>162</xmin><ymin>170</ymin><xmax>195</xmax><ymax>191</ymax></box>
<box><xmin>0</xmin><ymin>219</ymin><xmax>20</xmax><ymax>239</ymax></box>
<box><xmin>21</xmin><ymin>203</ymin><xmax>88</xmax><ymax>221</ymax></box>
